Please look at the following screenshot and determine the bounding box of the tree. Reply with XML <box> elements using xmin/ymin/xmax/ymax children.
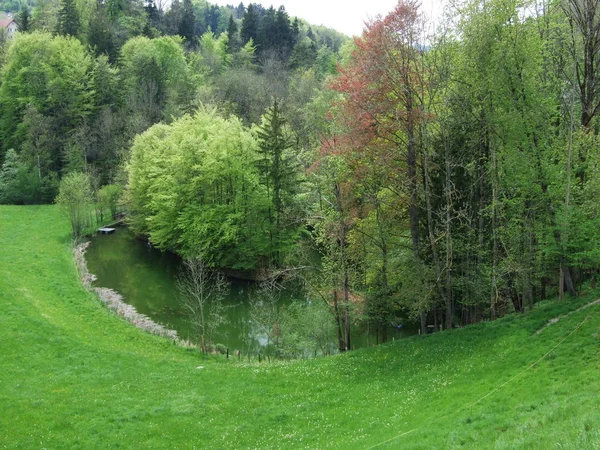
<box><xmin>198</xmin><ymin>30</ymin><xmax>231</xmax><ymax>75</ymax></box>
<box><xmin>0</xmin><ymin>149</ymin><xmax>38</xmax><ymax>204</ymax></box>
<box><xmin>255</xmin><ymin>100</ymin><xmax>301</xmax><ymax>265</ymax></box>
<box><xmin>249</xmin><ymin>278</ymin><xmax>284</xmax><ymax>356</ymax></box>
<box><xmin>56</xmin><ymin>0</ymin><xmax>80</xmax><ymax>37</ymax></box>
<box><xmin>87</xmin><ymin>3</ymin><xmax>118</xmax><ymax>61</ymax></box>
<box><xmin>226</xmin><ymin>14</ymin><xmax>239</xmax><ymax>53</ymax></box>
<box><xmin>279</xmin><ymin>299</ymin><xmax>336</xmax><ymax>357</ymax></box>
<box><xmin>178</xmin><ymin>0</ymin><xmax>196</xmax><ymax>45</ymax></box>
<box><xmin>0</xmin><ymin>32</ymin><xmax>93</xmax><ymax>175</ymax></box>
<box><xmin>98</xmin><ymin>184</ymin><xmax>122</xmax><ymax>219</ymax></box>
<box><xmin>240</xmin><ymin>3</ymin><xmax>259</xmax><ymax>46</ymax></box>
<box><xmin>56</xmin><ymin>172</ymin><xmax>93</xmax><ymax>239</ymax></box>
<box><xmin>289</xmin><ymin>37</ymin><xmax>317</xmax><ymax>70</ymax></box>
<box><xmin>274</xmin><ymin>6</ymin><xmax>293</xmax><ymax>58</ymax></box>
<box><xmin>16</xmin><ymin>4</ymin><xmax>30</xmax><ymax>33</ymax></box>
<box><xmin>144</xmin><ymin>0</ymin><xmax>160</xmax><ymax>30</ymax></box>
<box><xmin>126</xmin><ymin>109</ymin><xmax>271</xmax><ymax>269</ymax></box>
<box><xmin>163</xmin><ymin>0</ymin><xmax>182</xmax><ymax>35</ymax></box>
<box><xmin>177</xmin><ymin>257</ymin><xmax>229</xmax><ymax>353</ymax></box>
<box><xmin>120</xmin><ymin>36</ymin><xmax>192</xmax><ymax>133</ymax></box>
<box><xmin>205</xmin><ymin>4</ymin><xmax>221</xmax><ymax>33</ymax></box>
<box><xmin>562</xmin><ymin>0</ymin><xmax>600</xmax><ymax>130</ymax></box>
<box><xmin>328</xmin><ymin>0</ymin><xmax>431</xmax><ymax>332</ymax></box>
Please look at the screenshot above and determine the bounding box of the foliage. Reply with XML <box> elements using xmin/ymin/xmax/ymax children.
<box><xmin>87</xmin><ymin>3</ymin><xmax>119</xmax><ymax>61</ymax></box>
<box><xmin>16</xmin><ymin>4</ymin><xmax>30</xmax><ymax>32</ymax></box>
<box><xmin>0</xmin><ymin>32</ymin><xmax>92</xmax><ymax>161</ymax></box>
<box><xmin>248</xmin><ymin>279</ymin><xmax>284</xmax><ymax>353</ymax></box>
<box><xmin>0</xmin><ymin>149</ymin><xmax>39</xmax><ymax>204</ymax></box>
<box><xmin>126</xmin><ymin>109</ymin><xmax>270</xmax><ymax>269</ymax></box>
<box><xmin>97</xmin><ymin>183</ymin><xmax>122</xmax><ymax>219</ymax></box>
<box><xmin>279</xmin><ymin>298</ymin><xmax>337</xmax><ymax>357</ymax></box>
<box><xmin>119</xmin><ymin>35</ymin><xmax>193</xmax><ymax>131</ymax></box>
<box><xmin>178</xmin><ymin>0</ymin><xmax>195</xmax><ymax>46</ymax></box>
<box><xmin>5</xmin><ymin>0</ymin><xmax>600</xmax><ymax>337</ymax></box>
<box><xmin>56</xmin><ymin>0</ymin><xmax>80</xmax><ymax>37</ymax></box>
<box><xmin>253</xmin><ymin>100</ymin><xmax>303</xmax><ymax>266</ymax></box>
<box><xmin>55</xmin><ymin>171</ymin><xmax>93</xmax><ymax>238</ymax></box>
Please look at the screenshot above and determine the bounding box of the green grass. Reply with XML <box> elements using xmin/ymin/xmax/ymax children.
<box><xmin>1</xmin><ymin>205</ymin><xmax>600</xmax><ymax>449</ymax></box>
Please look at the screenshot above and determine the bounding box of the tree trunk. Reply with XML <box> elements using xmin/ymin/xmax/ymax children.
<box><xmin>423</xmin><ymin>147</ymin><xmax>448</xmax><ymax>327</ymax></box>
<box><xmin>419</xmin><ymin>310</ymin><xmax>426</xmax><ymax>335</ymax></box>
<box><xmin>560</xmin><ymin>60</ymin><xmax>577</xmax><ymax>298</ymax></box>
<box><xmin>444</xmin><ymin>139</ymin><xmax>454</xmax><ymax>329</ymax></box>
<box><xmin>407</xmin><ymin>126</ymin><xmax>420</xmax><ymax>256</ymax></box>
<box><xmin>332</xmin><ymin>290</ymin><xmax>345</xmax><ymax>352</ymax></box>
<box><xmin>490</xmin><ymin>134</ymin><xmax>499</xmax><ymax>320</ymax></box>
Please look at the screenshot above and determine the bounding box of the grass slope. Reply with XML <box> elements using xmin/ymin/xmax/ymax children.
<box><xmin>1</xmin><ymin>205</ymin><xmax>600</xmax><ymax>449</ymax></box>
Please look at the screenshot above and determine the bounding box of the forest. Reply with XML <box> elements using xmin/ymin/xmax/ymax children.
<box><xmin>1</xmin><ymin>0</ymin><xmax>600</xmax><ymax>353</ymax></box>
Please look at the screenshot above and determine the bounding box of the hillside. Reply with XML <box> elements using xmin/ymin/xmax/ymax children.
<box><xmin>1</xmin><ymin>205</ymin><xmax>599</xmax><ymax>449</ymax></box>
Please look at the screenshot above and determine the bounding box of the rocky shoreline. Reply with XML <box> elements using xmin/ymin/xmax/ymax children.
<box><xmin>73</xmin><ymin>241</ymin><xmax>190</xmax><ymax>345</ymax></box>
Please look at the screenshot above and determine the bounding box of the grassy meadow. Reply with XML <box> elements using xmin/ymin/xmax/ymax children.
<box><xmin>1</xmin><ymin>205</ymin><xmax>599</xmax><ymax>449</ymax></box>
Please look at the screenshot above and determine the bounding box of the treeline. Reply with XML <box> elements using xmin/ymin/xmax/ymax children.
<box><xmin>0</xmin><ymin>0</ymin><xmax>344</xmax><ymax>203</ymax></box>
<box><xmin>3</xmin><ymin>0</ymin><xmax>600</xmax><ymax>352</ymax></box>
<box><xmin>315</xmin><ymin>0</ymin><xmax>600</xmax><ymax>348</ymax></box>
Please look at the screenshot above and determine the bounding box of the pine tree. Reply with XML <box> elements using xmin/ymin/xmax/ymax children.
<box><xmin>205</xmin><ymin>5</ymin><xmax>220</xmax><ymax>33</ymax></box>
<box><xmin>56</xmin><ymin>0</ymin><xmax>81</xmax><ymax>37</ymax></box>
<box><xmin>178</xmin><ymin>0</ymin><xmax>196</xmax><ymax>45</ymax></box>
<box><xmin>259</xmin><ymin>6</ymin><xmax>276</xmax><ymax>52</ymax></box>
<box><xmin>164</xmin><ymin>0</ymin><xmax>182</xmax><ymax>35</ymax></box>
<box><xmin>256</xmin><ymin>100</ymin><xmax>299</xmax><ymax>265</ymax></box>
<box><xmin>291</xmin><ymin>17</ymin><xmax>299</xmax><ymax>44</ymax></box>
<box><xmin>144</xmin><ymin>0</ymin><xmax>160</xmax><ymax>29</ymax></box>
<box><xmin>241</xmin><ymin>3</ymin><xmax>259</xmax><ymax>46</ymax></box>
<box><xmin>274</xmin><ymin>6</ymin><xmax>292</xmax><ymax>57</ymax></box>
<box><xmin>88</xmin><ymin>4</ymin><xmax>118</xmax><ymax>61</ymax></box>
<box><xmin>235</xmin><ymin>2</ymin><xmax>245</xmax><ymax>19</ymax></box>
<box><xmin>17</xmin><ymin>4</ymin><xmax>30</xmax><ymax>33</ymax></box>
<box><xmin>226</xmin><ymin>15</ymin><xmax>239</xmax><ymax>53</ymax></box>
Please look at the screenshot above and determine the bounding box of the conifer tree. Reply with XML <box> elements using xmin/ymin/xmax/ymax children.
<box><xmin>256</xmin><ymin>100</ymin><xmax>299</xmax><ymax>264</ymax></box>
<box><xmin>164</xmin><ymin>0</ymin><xmax>182</xmax><ymax>35</ymax></box>
<box><xmin>291</xmin><ymin>17</ymin><xmax>299</xmax><ymax>43</ymax></box>
<box><xmin>56</xmin><ymin>0</ymin><xmax>81</xmax><ymax>37</ymax></box>
<box><xmin>17</xmin><ymin>4</ymin><xmax>30</xmax><ymax>33</ymax></box>
<box><xmin>178</xmin><ymin>0</ymin><xmax>196</xmax><ymax>45</ymax></box>
<box><xmin>259</xmin><ymin>6</ymin><xmax>275</xmax><ymax>52</ymax></box>
<box><xmin>88</xmin><ymin>4</ymin><xmax>117</xmax><ymax>61</ymax></box>
<box><xmin>205</xmin><ymin>5</ymin><xmax>220</xmax><ymax>33</ymax></box>
<box><xmin>274</xmin><ymin>6</ymin><xmax>292</xmax><ymax>56</ymax></box>
<box><xmin>226</xmin><ymin>15</ymin><xmax>239</xmax><ymax>53</ymax></box>
<box><xmin>241</xmin><ymin>3</ymin><xmax>259</xmax><ymax>46</ymax></box>
<box><xmin>144</xmin><ymin>0</ymin><xmax>160</xmax><ymax>30</ymax></box>
<box><xmin>235</xmin><ymin>2</ymin><xmax>245</xmax><ymax>19</ymax></box>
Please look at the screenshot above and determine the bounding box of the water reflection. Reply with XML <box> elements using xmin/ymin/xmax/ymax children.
<box><xmin>85</xmin><ymin>227</ymin><xmax>415</xmax><ymax>354</ymax></box>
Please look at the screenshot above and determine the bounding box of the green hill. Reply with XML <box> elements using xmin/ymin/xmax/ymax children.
<box><xmin>1</xmin><ymin>205</ymin><xmax>599</xmax><ymax>449</ymax></box>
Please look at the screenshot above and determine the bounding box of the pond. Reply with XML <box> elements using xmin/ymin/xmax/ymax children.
<box><xmin>85</xmin><ymin>227</ymin><xmax>415</xmax><ymax>354</ymax></box>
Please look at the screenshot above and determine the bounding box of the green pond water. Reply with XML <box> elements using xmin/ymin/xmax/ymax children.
<box><xmin>85</xmin><ymin>227</ymin><xmax>414</xmax><ymax>353</ymax></box>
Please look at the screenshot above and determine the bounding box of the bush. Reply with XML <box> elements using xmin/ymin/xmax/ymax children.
<box><xmin>56</xmin><ymin>172</ymin><xmax>93</xmax><ymax>238</ymax></box>
<box><xmin>98</xmin><ymin>184</ymin><xmax>122</xmax><ymax>220</ymax></box>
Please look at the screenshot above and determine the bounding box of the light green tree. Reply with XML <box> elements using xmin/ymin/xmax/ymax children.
<box><xmin>126</xmin><ymin>108</ymin><xmax>271</xmax><ymax>269</ymax></box>
<box><xmin>56</xmin><ymin>172</ymin><xmax>93</xmax><ymax>239</ymax></box>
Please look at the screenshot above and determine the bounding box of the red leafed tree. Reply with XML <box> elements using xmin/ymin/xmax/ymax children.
<box><xmin>322</xmin><ymin>0</ymin><xmax>432</xmax><ymax>333</ymax></box>
<box><xmin>328</xmin><ymin>0</ymin><xmax>428</xmax><ymax>259</ymax></box>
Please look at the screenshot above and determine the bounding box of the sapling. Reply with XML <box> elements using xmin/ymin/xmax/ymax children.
<box><xmin>177</xmin><ymin>258</ymin><xmax>229</xmax><ymax>353</ymax></box>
